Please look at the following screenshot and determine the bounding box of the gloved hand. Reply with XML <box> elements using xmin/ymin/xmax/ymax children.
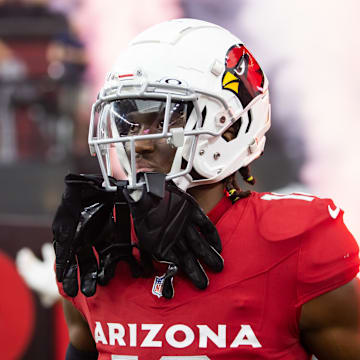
<box><xmin>96</xmin><ymin>200</ymin><xmax>142</xmax><ymax>285</ymax></box>
<box><xmin>52</xmin><ymin>173</ymin><xmax>139</xmax><ymax>297</ymax></box>
<box><xmin>123</xmin><ymin>173</ymin><xmax>224</xmax><ymax>299</ymax></box>
<box><xmin>16</xmin><ymin>243</ymin><xmax>60</xmax><ymax>307</ymax></box>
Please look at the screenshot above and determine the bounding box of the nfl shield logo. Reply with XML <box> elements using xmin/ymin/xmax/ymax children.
<box><xmin>152</xmin><ymin>274</ymin><xmax>166</xmax><ymax>298</ymax></box>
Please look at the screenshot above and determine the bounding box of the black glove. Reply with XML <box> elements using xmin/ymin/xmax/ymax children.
<box><xmin>96</xmin><ymin>199</ymin><xmax>142</xmax><ymax>285</ymax></box>
<box><xmin>123</xmin><ymin>173</ymin><xmax>224</xmax><ymax>299</ymax></box>
<box><xmin>52</xmin><ymin>173</ymin><xmax>139</xmax><ymax>297</ymax></box>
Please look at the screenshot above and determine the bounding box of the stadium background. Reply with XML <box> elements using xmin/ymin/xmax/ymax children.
<box><xmin>0</xmin><ymin>0</ymin><xmax>359</xmax><ymax>358</ymax></box>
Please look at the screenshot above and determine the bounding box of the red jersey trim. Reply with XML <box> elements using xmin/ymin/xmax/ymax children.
<box><xmin>293</xmin><ymin>265</ymin><xmax>359</xmax><ymax>336</ymax></box>
<box><xmin>295</xmin><ymin>264</ymin><xmax>359</xmax><ymax>308</ymax></box>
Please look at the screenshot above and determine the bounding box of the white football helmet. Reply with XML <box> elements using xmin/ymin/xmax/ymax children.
<box><xmin>88</xmin><ymin>18</ymin><xmax>271</xmax><ymax>191</ymax></box>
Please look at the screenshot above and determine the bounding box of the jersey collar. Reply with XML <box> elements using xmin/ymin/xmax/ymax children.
<box><xmin>207</xmin><ymin>195</ymin><xmax>233</xmax><ymax>224</ymax></box>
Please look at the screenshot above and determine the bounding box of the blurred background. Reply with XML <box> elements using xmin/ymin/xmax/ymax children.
<box><xmin>0</xmin><ymin>0</ymin><xmax>359</xmax><ymax>358</ymax></box>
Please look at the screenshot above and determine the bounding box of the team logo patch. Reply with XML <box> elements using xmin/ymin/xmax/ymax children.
<box><xmin>152</xmin><ymin>274</ymin><xmax>166</xmax><ymax>298</ymax></box>
<box><xmin>222</xmin><ymin>44</ymin><xmax>265</xmax><ymax>107</ymax></box>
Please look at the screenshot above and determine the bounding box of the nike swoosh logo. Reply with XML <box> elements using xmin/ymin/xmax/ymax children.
<box><xmin>328</xmin><ymin>204</ymin><xmax>340</xmax><ymax>219</ymax></box>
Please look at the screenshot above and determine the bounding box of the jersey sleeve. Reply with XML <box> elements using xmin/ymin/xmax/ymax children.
<box><xmin>296</xmin><ymin>213</ymin><xmax>359</xmax><ymax>306</ymax></box>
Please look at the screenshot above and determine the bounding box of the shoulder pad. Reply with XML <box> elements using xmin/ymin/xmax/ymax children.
<box><xmin>255</xmin><ymin>192</ymin><xmax>343</xmax><ymax>241</ymax></box>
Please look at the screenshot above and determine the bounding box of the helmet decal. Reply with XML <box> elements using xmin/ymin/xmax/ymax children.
<box><xmin>222</xmin><ymin>44</ymin><xmax>265</xmax><ymax>107</ymax></box>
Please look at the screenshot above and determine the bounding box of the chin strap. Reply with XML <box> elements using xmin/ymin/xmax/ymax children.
<box><xmin>172</xmin><ymin>174</ymin><xmax>193</xmax><ymax>192</ymax></box>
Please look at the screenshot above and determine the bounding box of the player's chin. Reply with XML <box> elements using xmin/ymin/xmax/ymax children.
<box><xmin>136</xmin><ymin>168</ymin><xmax>154</xmax><ymax>174</ymax></box>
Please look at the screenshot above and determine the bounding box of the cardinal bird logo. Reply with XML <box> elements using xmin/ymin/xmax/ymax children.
<box><xmin>222</xmin><ymin>44</ymin><xmax>265</xmax><ymax>108</ymax></box>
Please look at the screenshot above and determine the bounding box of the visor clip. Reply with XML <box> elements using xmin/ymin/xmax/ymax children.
<box><xmin>167</xmin><ymin>127</ymin><xmax>184</xmax><ymax>148</ymax></box>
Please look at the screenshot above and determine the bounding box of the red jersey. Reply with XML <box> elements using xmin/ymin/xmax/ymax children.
<box><xmin>59</xmin><ymin>192</ymin><xmax>359</xmax><ymax>360</ymax></box>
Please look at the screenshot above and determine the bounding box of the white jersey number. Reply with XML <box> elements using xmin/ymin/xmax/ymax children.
<box><xmin>261</xmin><ymin>193</ymin><xmax>315</xmax><ymax>202</ymax></box>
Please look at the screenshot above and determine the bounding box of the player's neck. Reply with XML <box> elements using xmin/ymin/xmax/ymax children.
<box><xmin>188</xmin><ymin>182</ymin><xmax>225</xmax><ymax>214</ymax></box>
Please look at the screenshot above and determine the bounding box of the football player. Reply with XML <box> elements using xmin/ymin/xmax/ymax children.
<box><xmin>56</xmin><ymin>19</ymin><xmax>360</xmax><ymax>359</ymax></box>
